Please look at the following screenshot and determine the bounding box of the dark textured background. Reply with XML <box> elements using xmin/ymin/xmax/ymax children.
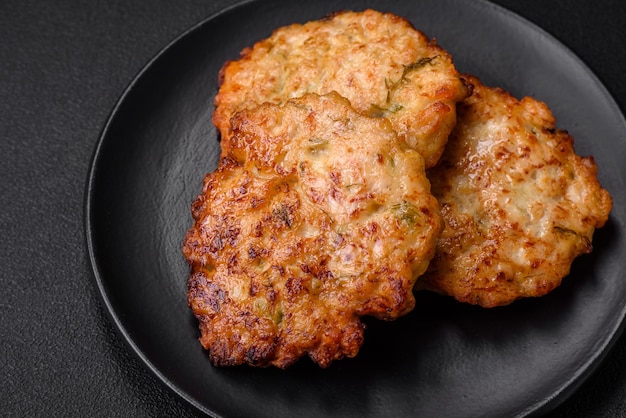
<box><xmin>1</xmin><ymin>0</ymin><xmax>625</xmax><ymax>416</ymax></box>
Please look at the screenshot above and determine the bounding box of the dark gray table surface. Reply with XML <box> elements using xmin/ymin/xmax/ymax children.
<box><xmin>2</xmin><ymin>0</ymin><xmax>625</xmax><ymax>416</ymax></box>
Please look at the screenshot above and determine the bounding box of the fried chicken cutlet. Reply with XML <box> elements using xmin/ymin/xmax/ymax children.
<box><xmin>417</xmin><ymin>75</ymin><xmax>612</xmax><ymax>307</ymax></box>
<box><xmin>213</xmin><ymin>9</ymin><xmax>469</xmax><ymax>168</ymax></box>
<box><xmin>183</xmin><ymin>92</ymin><xmax>442</xmax><ymax>367</ymax></box>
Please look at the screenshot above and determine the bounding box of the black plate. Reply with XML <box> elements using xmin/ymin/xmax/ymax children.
<box><xmin>85</xmin><ymin>0</ymin><xmax>626</xmax><ymax>416</ymax></box>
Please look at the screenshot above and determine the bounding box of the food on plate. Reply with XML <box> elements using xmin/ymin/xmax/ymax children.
<box><xmin>183</xmin><ymin>7</ymin><xmax>614</xmax><ymax>369</ymax></box>
<box><xmin>416</xmin><ymin>75</ymin><xmax>612</xmax><ymax>307</ymax></box>
<box><xmin>213</xmin><ymin>9</ymin><xmax>469</xmax><ymax>168</ymax></box>
<box><xmin>183</xmin><ymin>93</ymin><xmax>443</xmax><ymax>367</ymax></box>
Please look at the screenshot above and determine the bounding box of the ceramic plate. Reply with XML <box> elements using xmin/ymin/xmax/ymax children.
<box><xmin>86</xmin><ymin>0</ymin><xmax>626</xmax><ymax>416</ymax></box>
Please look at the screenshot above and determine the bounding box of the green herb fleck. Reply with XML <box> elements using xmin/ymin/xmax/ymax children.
<box><xmin>403</xmin><ymin>56</ymin><xmax>438</xmax><ymax>74</ymax></box>
<box><xmin>367</xmin><ymin>103</ymin><xmax>404</xmax><ymax>118</ymax></box>
<box><xmin>391</xmin><ymin>55</ymin><xmax>439</xmax><ymax>91</ymax></box>
<box><xmin>307</xmin><ymin>137</ymin><xmax>328</xmax><ymax>155</ymax></box>
<box><xmin>273</xmin><ymin>307</ymin><xmax>284</xmax><ymax>325</ymax></box>
<box><xmin>391</xmin><ymin>201</ymin><xmax>421</xmax><ymax>226</ymax></box>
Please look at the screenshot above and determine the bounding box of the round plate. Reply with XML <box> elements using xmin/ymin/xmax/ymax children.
<box><xmin>85</xmin><ymin>0</ymin><xmax>626</xmax><ymax>416</ymax></box>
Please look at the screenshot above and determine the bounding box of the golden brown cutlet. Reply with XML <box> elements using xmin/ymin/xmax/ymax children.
<box><xmin>213</xmin><ymin>9</ymin><xmax>469</xmax><ymax>168</ymax></box>
<box><xmin>417</xmin><ymin>75</ymin><xmax>612</xmax><ymax>307</ymax></box>
<box><xmin>183</xmin><ymin>92</ymin><xmax>442</xmax><ymax>367</ymax></box>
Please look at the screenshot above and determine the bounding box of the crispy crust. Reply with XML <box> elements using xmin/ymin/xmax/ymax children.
<box><xmin>418</xmin><ymin>75</ymin><xmax>612</xmax><ymax>307</ymax></box>
<box><xmin>184</xmin><ymin>93</ymin><xmax>442</xmax><ymax>367</ymax></box>
<box><xmin>213</xmin><ymin>9</ymin><xmax>469</xmax><ymax>168</ymax></box>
